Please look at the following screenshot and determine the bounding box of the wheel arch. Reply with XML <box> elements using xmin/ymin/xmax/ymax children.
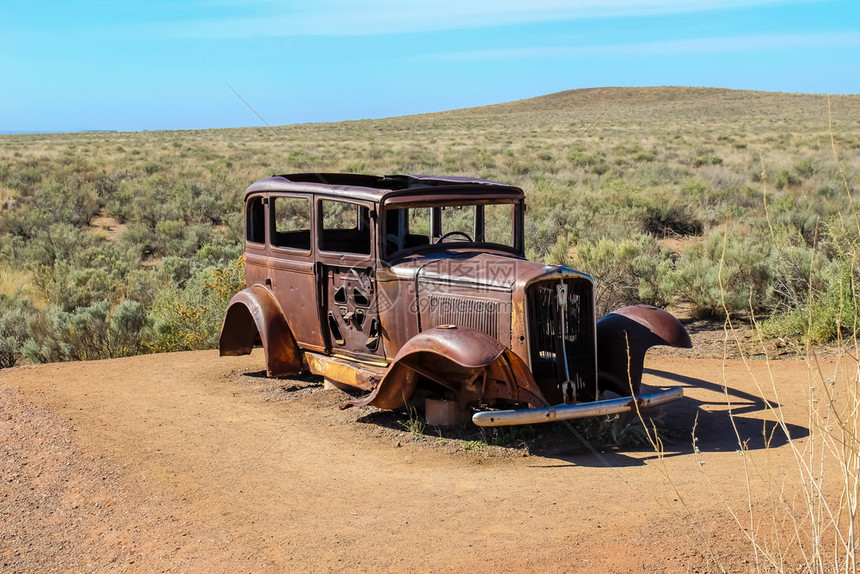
<box><xmin>596</xmin><ymin>304</ymin><xmax>692</xmax><ymax>395</ymax></box>
<box><xmin>343</xmin><ymin>326</ymin><xmax>545</xmax><ymax>410</ymax></box>
<box><xmin>219</xmin><ymin>284</ymin><xmax>302</xmax><ymax>377</ymax></box>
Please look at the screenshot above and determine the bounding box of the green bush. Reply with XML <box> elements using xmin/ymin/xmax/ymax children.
<box><xmin>640</xmin><ymin>195</ymin><xmax>703</xmax><ymax>237</ymax></box>
<box><xmin>149</xmin><ymin>257</ymin><xmax>244</xmax><ymax>352</ymax></box>
<box><xmin>551</xmin><ymin>234</ymin><xmax>675</xmax><ymax>316</ymax></box>
<box><xmin>0</xmin><ymin>296</ymin><xmax>31</xmax><ymax>368</ymax></box>
<box><xmin>21</xmin><ymin>299</ymin><xmax>151</xmax><ymax>363</ymax></box>
<box><xmin>672</xmin><ymin>230</ymin><xmax>775</xmax><ymax>318</ymax></box>
<box><xmin>761</xmin><ymin>257</ymin><xmax>859</xmax><ymax>343</ymax></box>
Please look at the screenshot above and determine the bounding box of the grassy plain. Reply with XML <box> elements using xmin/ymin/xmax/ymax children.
<box><xmin>2</xmin><ymin>86</ymin><xmax>860</xmax><ymax>571</ymax></box>
<box><xmin>0</xmin><ymin>86</ymin><xmax>858</xmax><ymax>366</ymax></box>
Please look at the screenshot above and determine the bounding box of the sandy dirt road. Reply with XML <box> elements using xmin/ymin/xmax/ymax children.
<box><xmin>0</xmin><ymin>348</ymin><xmax>842</xmax><ymax>572</ymax></box>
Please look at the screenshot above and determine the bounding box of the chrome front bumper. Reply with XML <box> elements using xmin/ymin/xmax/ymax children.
<box><xmin>471</xmin><ymin>387</ymin><xmax>684</xmax><ymax>427</ymax></box>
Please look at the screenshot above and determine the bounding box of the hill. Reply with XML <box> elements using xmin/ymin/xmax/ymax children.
<box><xmin>0</xmin><ymin>86</ymin><xmax>858</xmax><ymax>367</ymax></box>
<box><xmin>1</xmin><ymin>87</ymin><xmax>859</xmax><ymax>571</ymax></box>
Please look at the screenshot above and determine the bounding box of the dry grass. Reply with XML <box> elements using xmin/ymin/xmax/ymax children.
<box><xmin>0</xmin><ymin>85</ymin><xmax>858</xmax><ymax>355</ymax></box>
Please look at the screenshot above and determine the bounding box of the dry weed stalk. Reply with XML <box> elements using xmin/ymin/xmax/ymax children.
<box><xmin>689</xmin><ymin>99</ymin><xmax>860</xmax><ymax>573</ymax></box>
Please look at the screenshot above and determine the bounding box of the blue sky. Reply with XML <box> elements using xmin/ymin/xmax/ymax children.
<box><xmin>2</xmin><ymin>0</ymin><xmax>858</xmax><ymax>133</ymax></box>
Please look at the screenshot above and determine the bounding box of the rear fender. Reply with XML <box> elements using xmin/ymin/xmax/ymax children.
<box><xmin>344</xmin><ymin>326</ymin><xmax>545</xmax><ymax>410</ymax></box>
<box><xmin>596</xmin><ymin>305</ymin><xmax>692</xmax><ymax>396</ymax></box>
<box><xmin>219</xmin><ymin>285</ymin><xmax>302</xmax><ymax>377</ymax></box>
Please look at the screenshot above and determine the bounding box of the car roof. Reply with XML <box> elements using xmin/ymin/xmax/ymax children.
<box><xmin>244</xmin><ymin>173</ymin><xmax>524</xmax><ymax>203</ymax></box>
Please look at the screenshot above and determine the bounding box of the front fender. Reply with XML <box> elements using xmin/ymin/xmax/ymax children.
<box><xmin>343</xmin><ymin>326</ymin><xmax>545</xmax><ymax>410</ymax></box>
<box><xmin>219</xmin><ymin>285</ymin><xmax>302</xmax><ymax>377</ymax></box>
<box><xmin>596</xmin><ymin>304</ymin><xmax>692</xmax><ymax>395</ymax></box>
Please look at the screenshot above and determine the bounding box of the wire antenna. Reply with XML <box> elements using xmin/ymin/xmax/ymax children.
<box><xmin>224</xmin><ymin>80</ymin><xmax>331</xmax><ymax>187</ymax></box>
<box><xmin>524</xmin><ymin>85</ymin><xmax>635</xmax><ymax>195</ymax></box>
<box><xmin>224</xmin><ymin>80</ymin><xmax>383</xmax><ymax>232</ymax></box>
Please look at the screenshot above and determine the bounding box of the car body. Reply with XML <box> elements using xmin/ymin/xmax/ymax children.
<box><xmin>220</xmin><ymin>173</ymin><xmax>691</xmax><ymax>426</ymax></box>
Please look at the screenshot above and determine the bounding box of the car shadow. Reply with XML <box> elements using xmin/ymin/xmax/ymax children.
<box><xmin>528</xmin><ymin>368</ymin><xmax>809</xmax><ymax>467</ymax></box>
<box><xmin>243</xmin><ymin>370</ymin><xmax>324</xmax><ymax>384</ymax></box>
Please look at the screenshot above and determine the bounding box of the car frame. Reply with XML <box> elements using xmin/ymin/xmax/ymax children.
<box><xmin>220</xmin><ymin>173</ymin><xmax>691</xmax><ymax>426</ymax></box>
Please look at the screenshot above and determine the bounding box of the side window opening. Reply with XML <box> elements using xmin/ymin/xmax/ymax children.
<box><xmin>319</xmin><ymin>199</ymin><xmax>371</xmax><ymax>255</ymax></box>
<box><xmin>246</xmin><ymin>196</ymin><xmax>265</xmax><ymax>244</ymax></box>
<box><xmin>272</xmin><ymin>196</ymin><xmax>311</xmax><ymax>251</ymax></box>
<box><xmin>384</xmin><ymin>207</ymin><xmax>431</xmax><ymax>256</ymax></box>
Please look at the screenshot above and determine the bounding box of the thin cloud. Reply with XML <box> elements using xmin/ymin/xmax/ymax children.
<box><xmin>425</xmin><ymin>32</ymin><xmax>860</xmax><ymax>60</ymax></box>
<box><xmin>158</xmin><ymin>0</ymin><xmax>801</xmax><ymax>38</ymax></box>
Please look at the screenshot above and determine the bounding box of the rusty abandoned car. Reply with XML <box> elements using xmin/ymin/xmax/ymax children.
<box><xmin>220</xmin><ymin>173</ymin><xmax>692</xmax><ymax>426</ymax></box>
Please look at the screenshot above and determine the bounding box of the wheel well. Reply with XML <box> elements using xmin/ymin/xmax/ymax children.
<box><xmin>219</xmin><ymin>302</ymin><xmax>261</xmax><ymax>356</ymax></box>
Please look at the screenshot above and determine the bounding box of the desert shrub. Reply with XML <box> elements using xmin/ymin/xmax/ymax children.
<box><xmin>640</xmin><ymin>196</ymin><xmax>703</xmax><ymax>237</ymax></box>
<box><xmin>33</xmin><ymin>178</ymin><xmax>100</xmax><ymax>226</ymax></box>
<box><xmin>131</xmin><ymin>188</ymin><xmax>182</xmax><ymax>229</ymax></box>
<box><xmin>153</xmin><ymin>219</ymin><xmax>186</xmax><ymax>254</ymax></box>
<box><xmin>634</xmin><ymin>149</ymin><xmax>657</xmax><ymax>163</ymax></box>
<box><xmin>20</xmin><ymin>307</ymin><xmax>69</xmax><ymax>364</ymax></box>
<box><xmin>554</xmin><ymin>234</ymin><xmax>675</xmax><ymax>316</ymax></box>
<box><xmin>8</xmin><ymin>165</ymin><xmax>44</xmax><ymax>193</ymax></box>
<box><xmin>149</xmin><ymin>257</ymin><xmax>244</xmax><ymax>352</ymax></box>
<box><xmin>117</xmin><ymin>269</ymin><xmax>161</xmax><ymax>307</ymax></box>
<box><xmin>693</xmin><ymin>155</ymin><xmax>723</xmax><ymax>167</ymax></box>
<box><xmin>221</xmin><ymin>210</ymin><xmax>244</xmax><ymax>243</ymax></box>
<box><xmin>21</xmin><ymin>239</ymin><xmax>140</xmax><ymax>312</ymax></box>
<box><xmin>182</xmin><ymin>224</ymin><xmax>214</xmax><ymax>256</ymax></box>
<box><xmin>524</xmin><ymin>216</ymin><xmax>563</xmax><ymax>261</ymax></box>
<box><xmin>0</xmin><ymin>296</ymin><xmax>31</xmax><ymax>368</ymax></box>
<box><xmin>34</xmin><ymin>262</ymin><xmax>113</xmax><ymax>311</ymax></box>
<box><xmin>189</xmin><ymin>189</ymin><xmax>221</xmax><ymax>224</ymax></box>
<box><xmin>761</xmin><ymin>256</ymin><xmax>859</xmax><ymax>343</ymax></box>
<box><xmin>773</xmin><ymin>169</ymin><xmax>800</xmax><ymax>189</ymax></box>
<box><xmin>143</xmin><ymin>161</ymin><xmax>163</xmax><ymax>175</ymax></box>
<box><xmin>118</xmin><ymin>221</ymin><xmax>155</xmax><ymax>254</ymax></box>
<box><xmin>0</xmin><ymin>204</ymin><xmax>51</xmax><ymax>239</ymax></box>
<box><xmin>148</xmin><ymin>222</ymin><xmax>213</xmax><ymax>259</ymax></box>
<box><xmin>794</xmin><ymin>158</ymin><xmax>816</xmax><ymax>178</ymax></box>
<box><xmin>21</xmin><ymin>299</ymin><xmax>151</xmax><ymax>363</ymax></box>
<box><xmin>672</xmin><ymin>229</ymin><xmax>775</xmax><ymax>318</ymax></box>
<box><xmin>567</xmin><ymin>149</ymin><xmax>605</xmax><ymax>170</ymax></box>
<box><xmin>160</xmin><ymin>256</ymin><xmax>195</xmax><ymax>288</ymax></box>
<box><xmin>104</xmin><ymin>180</ymin><xmax>136</xmax><ymax>222</ymax></box>
<box><xmin>74</xmin><ymin>242</ymin><xmax>142</xmax><ymax>276</ymax></box>
<box><xmin>108</xmin><ymin>300</ymin><xmax>151</xmax><ymax>357</ymax></box>
<box><xmin>195</xmin><ymin>240</ymin><xmax>243</xmax><ymax>266</ymax></box>
<box><xmin>768</xmin><ymin>241</ymin><xmax>832</xmax><ymax>312</ymax></box>
<box><xmin>14</xmin><ymin>223</ymin><xmax>87</xmax><ymax>269</ymax></box>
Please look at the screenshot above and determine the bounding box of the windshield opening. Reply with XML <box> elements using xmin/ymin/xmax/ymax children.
<box><xmin>383</xmin><ymin>200</ymin><xmax>519</xmax><ymax>259</ymax></box>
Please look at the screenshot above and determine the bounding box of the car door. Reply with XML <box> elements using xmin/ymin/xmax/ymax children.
<box><xmin>315</xmin><ymin>197</ymin><xmax>384</xmax><ymax>361</ymax></box>
<box><xmin>266</xmin><ymin>193</ymin><xmax>327</xmax><ymax>352</ymax></box>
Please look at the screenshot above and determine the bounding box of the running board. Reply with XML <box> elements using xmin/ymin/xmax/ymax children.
<box><xmin>471</xmin><ymin>387</ymin><xmax>684</xmax><ymax>427</ymax></box>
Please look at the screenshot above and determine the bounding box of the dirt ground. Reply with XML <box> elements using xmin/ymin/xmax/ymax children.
<box><xmin>0</xmin><ymin>344</ymin><xmax>846</xmax><ymax>572</ymax></box>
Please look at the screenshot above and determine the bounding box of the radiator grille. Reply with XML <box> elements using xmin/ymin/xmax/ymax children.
<box><xmin>427</xmin><ymin>294</ymin><xmax>499</xmax><ymax>339</ymax></box>
<box><xmin>526</xmin><ymin>278</ymin><xmax>596</xmax><ymax>401</ymax></box>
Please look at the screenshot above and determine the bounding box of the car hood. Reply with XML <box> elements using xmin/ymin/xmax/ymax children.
<box><xmin>384</xmin><ymin>250</ymin><xmax>589</xmax><ymax>291</ymax></box>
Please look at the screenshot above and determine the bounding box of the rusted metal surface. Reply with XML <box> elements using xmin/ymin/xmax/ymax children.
<box><xmin>220</xmin><ymin>285</ymin><xmax>302</xmax><ymax>377</ymax></box>
<box><xmin>220</xmin><ymin>172</ymin><xmax>693</xmax><ymax>426</ymax></box>
<box><xmin>596</xmin><ymin>305</ymin><xmax>692</xmax><ymax>396</ymax></box>
<box><xmin>340</xmin><ymin>326</ymin><xmax>544</xmax><ymax>410</ymax></box>
<box><xmin>302</xmin><ymin>352</ymin><xmax>384</xmax><ymax>392</ymax></box>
